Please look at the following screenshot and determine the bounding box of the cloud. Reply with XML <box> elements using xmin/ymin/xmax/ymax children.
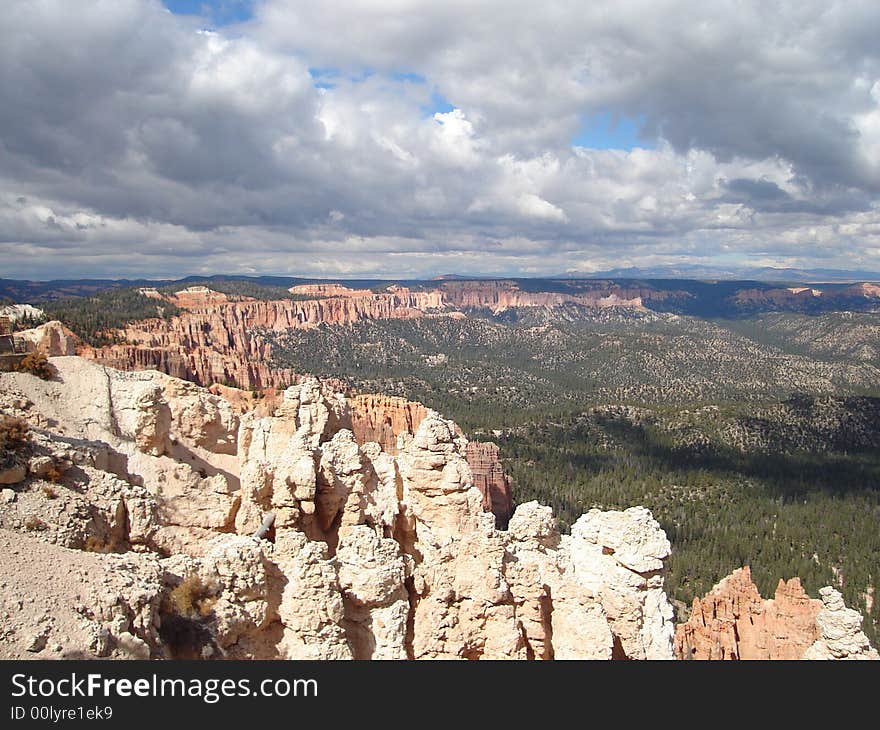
<box><xmin>0</xmin><ymin>0</ymin><xmax>879</xmax><ymax>279</ymax></box>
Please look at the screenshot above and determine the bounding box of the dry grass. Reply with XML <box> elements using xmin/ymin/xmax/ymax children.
<box><xmin>159</xmin><ymin>573</ymin><xmax>220</xmax><ymax>659</ymax></box>
<box><xmin>15</xmin><ymin>350</ymin><xmax>55</xmax><ymax>379</ymax></box>
<box><xmin>24</xmin><ymin>515</ymin><xmax>48</xmax><ymax>531</ymax></box>
<box><xmin>0</xmin><ymin>415</ymin><xmax>29</xmax><ymax>458</ymax></box>
<box><xmin>166</xmin><ymin>574</ymin><xmax>218</xmax><ymax>619</ymax></box>
<box><xmin>43</xmin><ymin>464</ymin><xmax>64</xmax><ymax>483</ymax></box>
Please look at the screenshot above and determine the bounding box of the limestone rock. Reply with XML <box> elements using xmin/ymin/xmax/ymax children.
<box><xmin>349</xmin><ymin>394</ymin><xmax>513</xmax><ymax>526</ymax></box>
<box><xmin>349</xmin><ymin>393</ymin><xmax>430</xmax><ymax>455</ymax></box>
<box><xmin>803</xmin><ymin>587</ymin><xmax>879</xmax><ymax>660</ymax></box>
<box><xmin>1</xmin><ymin>355</ymin><xmax>690</xmax><ymax>661</ymax></box>
<box><xmin>565</xmin><ymin>507</ymin><xmax>675</xmax><ymax>659</ymax></box>
<box><xmin>337</xmin><ymin>526</ymin><xmax>411</xmax><ymax>659</ymax></box>
<box><xmin>0</xmin><ymin>463</ymin><xmax>26</xmax><ymax>485</ymax></box>
<box><xmin>397</xmin><ymin>414</ymin><xmax>488</xmax><ymax>551</ymax></box>
<box><xmin>16</xmin><ymin>321</ymin><xmax>79</xmax><ymax>356</ymax></box>
<box><xmin>274</xmin><ymin>532</ymin><xmax>352</xmax><ymax>660</ymax></box>
<box><xmin>0</xmin><ymin>528</ymin><xmax>164</xmax><ymax>659</ymax></box>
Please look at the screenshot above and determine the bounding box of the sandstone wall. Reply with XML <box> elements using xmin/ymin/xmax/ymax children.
<box><xmin>348</xmin><ymin>393</ymin><xmax>514</xmax><ymax>525</ymax></box>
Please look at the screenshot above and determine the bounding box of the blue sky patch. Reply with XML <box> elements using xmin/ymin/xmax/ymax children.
<box><xmin>163</xmin><ymin>0</ymin><xmax>254</xmax><ymax>26</ymax></box>
<box><xmin>573</xmin><ymin>111</ymin><xmax>653</xmax><ymax>150</ymax></box>
<box><xmin>390</xmin><ymin>71</ymin><xmax>427</xmax><ymax>84</ymax></box>
<box><xmin>308</xmin><ymin>66</ymin><xmax>455</xmax><ymax>115</ymax></box>
<box><xmin>309</xmin><ymin>67</ymin><xmax>340</xmax><ymax>90</ymax></box>
<box><xmin>426</xmin><ymin>90</ymin><xmax>455</xmax><ymax>116</ymax></box>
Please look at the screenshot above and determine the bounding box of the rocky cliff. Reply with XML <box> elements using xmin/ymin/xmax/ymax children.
<box><xmin>675</xmin><ymin>566</ymin><xmax>878</xmax><ymax>660</ymax></box>
<box><xmin>348</xmin><ymin>393</ymin><xmax>514</xmax><ymax>526</ymax></box>
<box><xmin>71</xmin><ymin>282</ymin><xmax>678</xmax><ymax>390</ymax></box>
<box><xmin>81</xmin><ymin>287</ymin><xmax>444</xmax><ymax>390</ymax></box>
<box><xmin>730</xmin><ymin>283</ymin><xmax>880</xmax><ymax>312</ymax></box>
<box><xmin>439</xmin><ymin>280</ymin><xmax>648</xmax><ymax>313</ymax></box>
<box><xmin>349</xmin><ymin>393</ymin><xmax>432</xmax><ymax>453</ymax></box>
<box><xmin>17</xmin><ymin>321</ymin><xmax>79</xmax><ymax>356</ymax></box>
<box><xmin>0</xmin><ymin>357</ymin><xmax>675</xmax><ymax>660</ymax></box>
<box><xmin>465</xmin><ymin>441</ymin><xmax>514</xmax><ymax>526</ymax></box>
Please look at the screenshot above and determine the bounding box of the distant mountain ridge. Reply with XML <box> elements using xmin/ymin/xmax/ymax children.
<box><xmin>4</xmin><ymin>264</ymin><xmax>879</xmax><ymax>304</ymax></box>
<box><xmin>561</xmin><ymin>264</ymin><xmax>880</xmax><ymax>283</ymax></box>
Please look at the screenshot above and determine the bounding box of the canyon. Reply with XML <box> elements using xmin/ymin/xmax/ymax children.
<box><xmin>5</xmin><ymin>281</ymin><xmax>880</xmax><ymax>661</ymax></box>
<box><xmin>22</xmin><ymin>323</ymin><xmax>515</xmax><ymax>527</ymax></box>
<box><xmin>0</xmin><ymin>356</ymin><xmax>875</xmax><ymax>660</ymax></box>
<box><xmin>50</xmin><ymin>278</ymin><xmax>880</xmax><ymax>395</ymax></box>
<box><xmin>437</xmin><ymin>280</ymin><xmax>653</xmax><ymax>312</ymax></box>
<box><xmin>81</xmin><ymin>285</ymin><xmax>443</xmax><ymax>390</ymax></box>
<box><xmin>77</xmin><ymin>282</ymin><xmax>653</xmax><ymax>391</ymax></box>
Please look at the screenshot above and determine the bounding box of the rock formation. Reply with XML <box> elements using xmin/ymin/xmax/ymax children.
<box><xmin>17</xmin><ymin>321</ymin><xmax>79</xmax><ymax>356</ymax></box>
<box><xmin>730</xmin><ymin>282</ymin><xmax>880</xmax><ymax>312</ymax></box>
<box><xmin>81</xmin><ymin>286</ymin><xmax>443</xmax><ymax>390</ymax></box>
<box><xmin>0</xmin><ymin>304</ymin><xmax>45</xmax><ymax>323</ymax></box>
<box><xmin>349</xmin><ymin>393</ymin><xmax>431</xmax><ymax>454</ymax></box>
<box><xmin>439</xmin><ymin>280</ymin><xmax>659</xmax><ymax>313</ymax></box>
<box><xmin>675</xmin><ymin>566</ymin><xmax>877</xmax><ymax>660</ymax></box>
<box><xmin>2</xmin><ymin>357</ymin><xmax>873</xmax><ymax>660</ymax></box>
<box><xmin>348</xmin><ymin>393</ymin><xmax>514</xmax><ymax>526</ymax></box>
<box><xmin>73</xmin><ymin>281</ymin><xmax>660</xmax><ymax>392</ymax></box>
<box><xmin>0</xmin><ymin>356</ymin><xmax>676</xmax><ymax>660</ymax></box>
<box><xmin>803</xmin><ymin>587</ymin><xmax>880</xmax><ymax>660</ymax></box>
<box><xmin>465</xmin><ymin>441</ymin><xmax>514</xmax><ymax>526</ymax></box>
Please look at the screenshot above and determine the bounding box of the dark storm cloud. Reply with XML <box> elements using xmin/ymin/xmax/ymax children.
<box><xmin>722</xmin><ymin>177</ymin><xmax>873</xmax><ymax>216</ymax></box>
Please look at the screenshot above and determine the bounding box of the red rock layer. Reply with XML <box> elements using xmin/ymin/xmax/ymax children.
<box><xmin>674</xmin><ymin>566</ymin><xmax>822</xmax><ymax>660</ymax></box>
<box><xmin>82</xmin><ymin>342</ymin><xmax>296</xmax><ymax>390</ymax></box>
<box><xmin>731</xmin><ymin>287</ymin><xmax>822</xmax><ymax>308</ymax></box>
<box><xmin>439</xmin><ymin>280</ymin><xmax>674</xmax><ymax>312</ymax></box>
<box><xmin>349</xmin><ymin>393</ymin><xmax>431</xmax><ymax>454</ymax></box>
<box><xmin>730</xmin><ymin>283</ymin><xmax>880</xmax><ymax>309</ymax></box>
<box><xmin>465</xmin><ymin>441</ymin><xmax>514</xmax><ymax>526</ymax></box>
<box><xmin>82</xmin><ymin>287</ymin><xmax>443</xmax><ymax>390</ymax></box>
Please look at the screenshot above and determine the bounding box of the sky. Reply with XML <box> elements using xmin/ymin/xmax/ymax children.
<box><xmin>1</xmin><ymin>1</ymin><xmax>880</xmax><ymax>280</ymax></box>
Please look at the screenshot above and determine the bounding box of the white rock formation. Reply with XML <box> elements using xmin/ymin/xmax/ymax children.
<box><xmin>4</xmin><ymin>355</ymin><xmax>863</xmax><ymax>661</ymax></box>
<box><xmin>15</xmin><ymin>321</ymin><xmax>79</xmax><ymax>356</ymax></box>
<box><xmin>0</xmin><ymin>304</ymin><xmax>44</xmax><ymax>322</ymax></box>
<box><xmin>803</xmin><ymin>587</ymin><xmax>880</xmax><ymax>660</ymax></box>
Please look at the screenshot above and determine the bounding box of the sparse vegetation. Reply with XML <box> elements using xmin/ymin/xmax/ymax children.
<box><xmin>13</xmin><ymin>350</ymin><xmax>55</xmax><ymax>379</ymax></box>
<box><xmin>42</xmin><ymin>464</ymin><xmax>64</xmax><ymax>483</ymax></box>
<box><xmin>0</xmin><ymin>415</ymin><xmax>29</xmax><ymax>462</ymax></box>
<box><xmin>24</xmin><ymin>515</ymin><xmax>48</xmax><ymax>531</ymax></box>
<box><xmin>11</xmin><ymin>312</ymin><xmax>47</xmax><ymax>331</ymax></box>
<box><xmin>32</xmin><ymin>281</ymin><xmax>880</xmax><ymax>647</ymax></box>
<box><xmin>264</xmin><ymin>308</ymin><xmax>880</xmax><ymax>643</ymax></box>
<box><xmin>40</xmin><ymin>288</ymin><xmax>181</xmax><ymax>346</ymax></box>
<box><xmin>498</xmin><ymin>409</ymin><xmax>880</xmax><ymax>645</ymax></box>
<box><xmin>159</xmin><ymin>573</ymin><xmax>220</xmax><ymax>659</ymax></box>
<box><xmin>166</xmin><ymin>573</ymin><xmax>218</xmax><ymax>619</ymax></box>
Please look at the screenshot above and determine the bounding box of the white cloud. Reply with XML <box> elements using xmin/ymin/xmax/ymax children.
<box><xmin>0</xmin><ymin>0</ymin><xmax>879</xmax><ymax>278</ymax></box>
